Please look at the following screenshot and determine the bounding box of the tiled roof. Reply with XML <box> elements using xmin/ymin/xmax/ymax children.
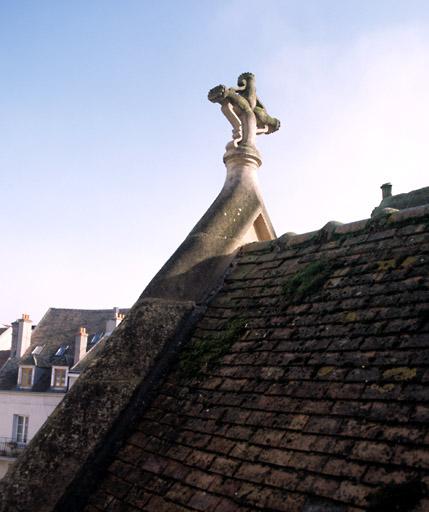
<box><xmin>375</xmin><ymin>186</ymin><xmax>429</xmax><ymax>214</ymax></box>
<box><xmin>0</xmin><ymin>307</ymin><xmax>128</xmax><ymax>392</ymax></box>
<box><xmin>85</xmin><ymin>206</ymin><xmax>429</xmax><ymax>512</ymax></box>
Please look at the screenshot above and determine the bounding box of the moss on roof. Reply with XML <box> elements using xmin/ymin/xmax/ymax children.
<box><xmin>77</xmin><ymin>204</ymin><xmax>429</xmax><ymax>512</ymax></box>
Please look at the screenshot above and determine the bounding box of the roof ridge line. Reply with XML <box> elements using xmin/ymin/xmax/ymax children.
<box><xmin>47</xmin><ymin>307</ymin><xmax>129</xmax><ymax>313</ymax></box>
<box><xmin>241</xmin><ymin>203</ymin><xmax>429</xmax><ymax>253</ymax></box>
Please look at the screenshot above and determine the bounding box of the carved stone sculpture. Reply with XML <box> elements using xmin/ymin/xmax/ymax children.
<box><xmin>208</xmin><ymin>72</ymin><xmax>280</xmax><ymax>157</ymax></box>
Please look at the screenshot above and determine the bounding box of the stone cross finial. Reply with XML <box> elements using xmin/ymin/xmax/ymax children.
<box><xmin>208</xmin><ymin>73</ymin><xmax>280</xmax><ymax>158</ymax></box>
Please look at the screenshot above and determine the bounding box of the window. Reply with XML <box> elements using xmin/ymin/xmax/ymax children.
<box><xmin>54</xmin><ymin>345</ymin><xmax>68</xmax><ymax>357</ymax></box>
<box><xmin>31</xmin><ymin>345</ymin><xmax>44</xmax><ymax>355</ymax></box>
<box><xmin>13</xmin><ymin>415</ymin><xmax>29</xmax><ymax>444</ymax></box>
<box><xmin>18</xmin><ymin>366</ymin><xmax>34</xmax><ymax>388</ymax></box>
<box><xmin>51</xmin><ymin>367</ymin><xmax>68</xmax><ymax>389</ymax></box>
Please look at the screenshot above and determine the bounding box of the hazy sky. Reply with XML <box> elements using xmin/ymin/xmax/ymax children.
<box><xmin>1</xmin><ymin>1</ymin><xmax>428</xmax><ymax>323</ymax></box>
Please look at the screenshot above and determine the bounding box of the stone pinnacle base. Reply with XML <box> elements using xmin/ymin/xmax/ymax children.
<box><xmin>223</xmin><ymin>143</ymin><xmax>262</xmax><ymax>168</ymax></box>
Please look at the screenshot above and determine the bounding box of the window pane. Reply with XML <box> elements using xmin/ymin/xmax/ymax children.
<box><xmin>54</xmin><ymin>369</ymin><xmax>66</xmax><ymax>387</ymax></box>
<box><xmin>23</xmin><ymin>416</ymin><xmax>28</xmax><ymax>442</ymax></box>
<box><xmin>17</xmin><ymin>417</ymin><xmax>23</xmax><ymax>439</ymax></box>
<box><xmin>13</xmin><ymin>415</ymin><xmax>29</xmax><ymax>443</ymax></box>
<box><xmin>20</xmin><ymin>368</ymin><xmax>33</xmax><ymax>387</ymax></box>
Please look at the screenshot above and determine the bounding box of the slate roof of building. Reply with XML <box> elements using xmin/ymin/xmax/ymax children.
<box><xmin>0</xmin><ymin>307</ymin><xmax>128</xmax><ymax>392</ymax></box>
<box><xmin>82</xmin><ymin>204</ymin><xmax>429</xmax><ymax>512</ymax></box>
<box><xmin>69</xmin><ymin>330</ymin><xmax>114</xmax><ymax>374</ymax></box>
<box><xmin>0</xmin><ymin>350</ymin><xmax>10</xmax><ymax>370</ymax></box>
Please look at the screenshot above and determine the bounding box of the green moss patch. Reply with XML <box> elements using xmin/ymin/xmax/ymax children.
<box><xmin>179</xmin><ymin>317</ymin><xmax>246</xmax><ymax>379</ymax></box>
<box><xmin>282</xmin><ymin>259</ymin><xmax>333</xmax><ymax>302</ymax></box>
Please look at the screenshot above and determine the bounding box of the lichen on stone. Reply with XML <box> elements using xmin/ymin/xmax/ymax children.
<box><xmin>400</xmin><ymin>256</ymin><xmax>417</xmax><ymax>268</ymax></box>
<box><xmin>317</xmin><ymin>366</ymin><xmax>335</xmax><ymax>377</ymax></box>
<box><xmin>370</xmin><ymin>383</ymin><xmax>396</xmax><ymax>393</ymax></box>
<box><xmin>382</xmin><ymin>367</ymin><xmax>417</xmax><ymax>381</ymax></box>
<box><xmin>377</xmin><ymin>259</ymin><xmax>397</xmax><ymax>271</ymax></box>
<box><xmin>345</xmin><ymin>311</ymin><xmax>358</xmax><ymax>322</ymax></box>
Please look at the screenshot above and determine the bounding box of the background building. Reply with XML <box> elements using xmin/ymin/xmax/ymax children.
<box><xmin>0</xmin><ymin>307</ymin><xmax>127</xmax><ymax>478</ymax></box>
<box><xmin>0</xmin><ymin>324</ymin><xmax>12</xmax><ymax>370</ymax></box>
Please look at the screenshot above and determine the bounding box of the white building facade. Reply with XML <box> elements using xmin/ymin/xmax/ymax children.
<box><xmin>0</xmin><ymin>392</ymin><xmax>62</xmax><ymax>478</ymax></box>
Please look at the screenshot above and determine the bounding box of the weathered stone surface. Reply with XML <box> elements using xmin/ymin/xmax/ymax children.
<box><xmin>144</xmin><ymin>150</ymin><xmax>276</xmax><ymax>302</ymax></box>
<box><xmin>143</xmin><ymin>75</ymin><xmax>278</xmax><ymax>305</ymax></box>
<box><xmin>375</xmin><ymin>186</ymin><xmax>429</xmax><ymax>213</ymax></box>
<box><xmin>208</xmin><ymin>72</ymin><xmax>280</xmax><ymax>152</ymax></box>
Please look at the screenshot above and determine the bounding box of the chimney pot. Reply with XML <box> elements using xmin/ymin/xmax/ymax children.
<box><xmin>12</xmin><ymin>314</ymin><xmax>32</xmax><ymax>357</ymax></box>
<box><xmin>381</xmin><ymin>182</ymin><xmax>392</xmax><ymax>200</ymax></box>
<box><xmin>74</xmin><ymin>326</ymin><xmax>88</xmax><ymax>365</ymax></box>
<box><xmin>106</xmin><ymin>309</ymin><xmax>124</xmax><ymax>334</ymax></box>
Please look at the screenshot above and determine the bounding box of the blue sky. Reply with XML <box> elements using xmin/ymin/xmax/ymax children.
<box><xmin>1</xmin><ymin>1</ymin><xmax>429</xmax><ymax>322</ymax></box>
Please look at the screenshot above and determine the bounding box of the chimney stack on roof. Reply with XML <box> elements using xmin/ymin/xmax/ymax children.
<box><xmin>381</xmin><ymin>182</ymin><xmax>392</xmax><ymax>200</ymax></box>
<box><xmin>74</xmin><ymin>326</ymin><xmax>88</xmax><ymax>365</ymax></box>
<box><xmin>11</xmin><ymin>313</ymin><xmax>32</xmax><ymax>358</ymax></box>
<box><xmin>105</xmin><ymin>307</ymin><xmax>124</xmax><ymax>335</ymax></box>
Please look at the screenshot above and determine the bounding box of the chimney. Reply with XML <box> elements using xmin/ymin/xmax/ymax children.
<box><xmin>105</xmin><ymin>307</ymin><xmax>124</xmax><ymax>335</ymax></box>
<box><xmin>11</xmin><ymin>314</ymin><xmax>32</xmax><ymax>358</ymax></box>
<box><xmin>381</xmin><ymin>182</ymin><xmax>392</xmax><ymax>200</ymax></box>
<box><xmin>74</xmin><ymin>327</ymin><xmax>88</xmax><ymax>365</ymax></box>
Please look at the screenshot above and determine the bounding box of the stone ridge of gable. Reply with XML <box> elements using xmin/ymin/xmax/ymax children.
<box><xmin>81</xmin><ymin>207</ymin><xmax>429</xmax><ymax>511</ymax></box>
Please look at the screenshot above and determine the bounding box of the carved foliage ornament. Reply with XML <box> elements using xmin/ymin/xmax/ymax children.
<box><xmin>208</xmin><ymin>72</ymin><xmax>280</xmax><ymax>151</ymax></box>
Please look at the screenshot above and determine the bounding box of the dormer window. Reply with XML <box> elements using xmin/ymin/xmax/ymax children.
<box><xmin>31</xmin><ymin>345</ymin><xmax>44</xmax><ymax>356</ymax></box>
<box><xmin>51</xmin><ymin>366</ymin><xmax>68</xmax><ymax>389</ymax></box>
<box><xmin>54</xmin><ymin>345</ymin><xmax>68</xmax><ymax>357</ymax></box>
<box><xmin>18</xmin><ymin>366</ymin><xmax>34</xmax><ymax>388</ymax></box>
